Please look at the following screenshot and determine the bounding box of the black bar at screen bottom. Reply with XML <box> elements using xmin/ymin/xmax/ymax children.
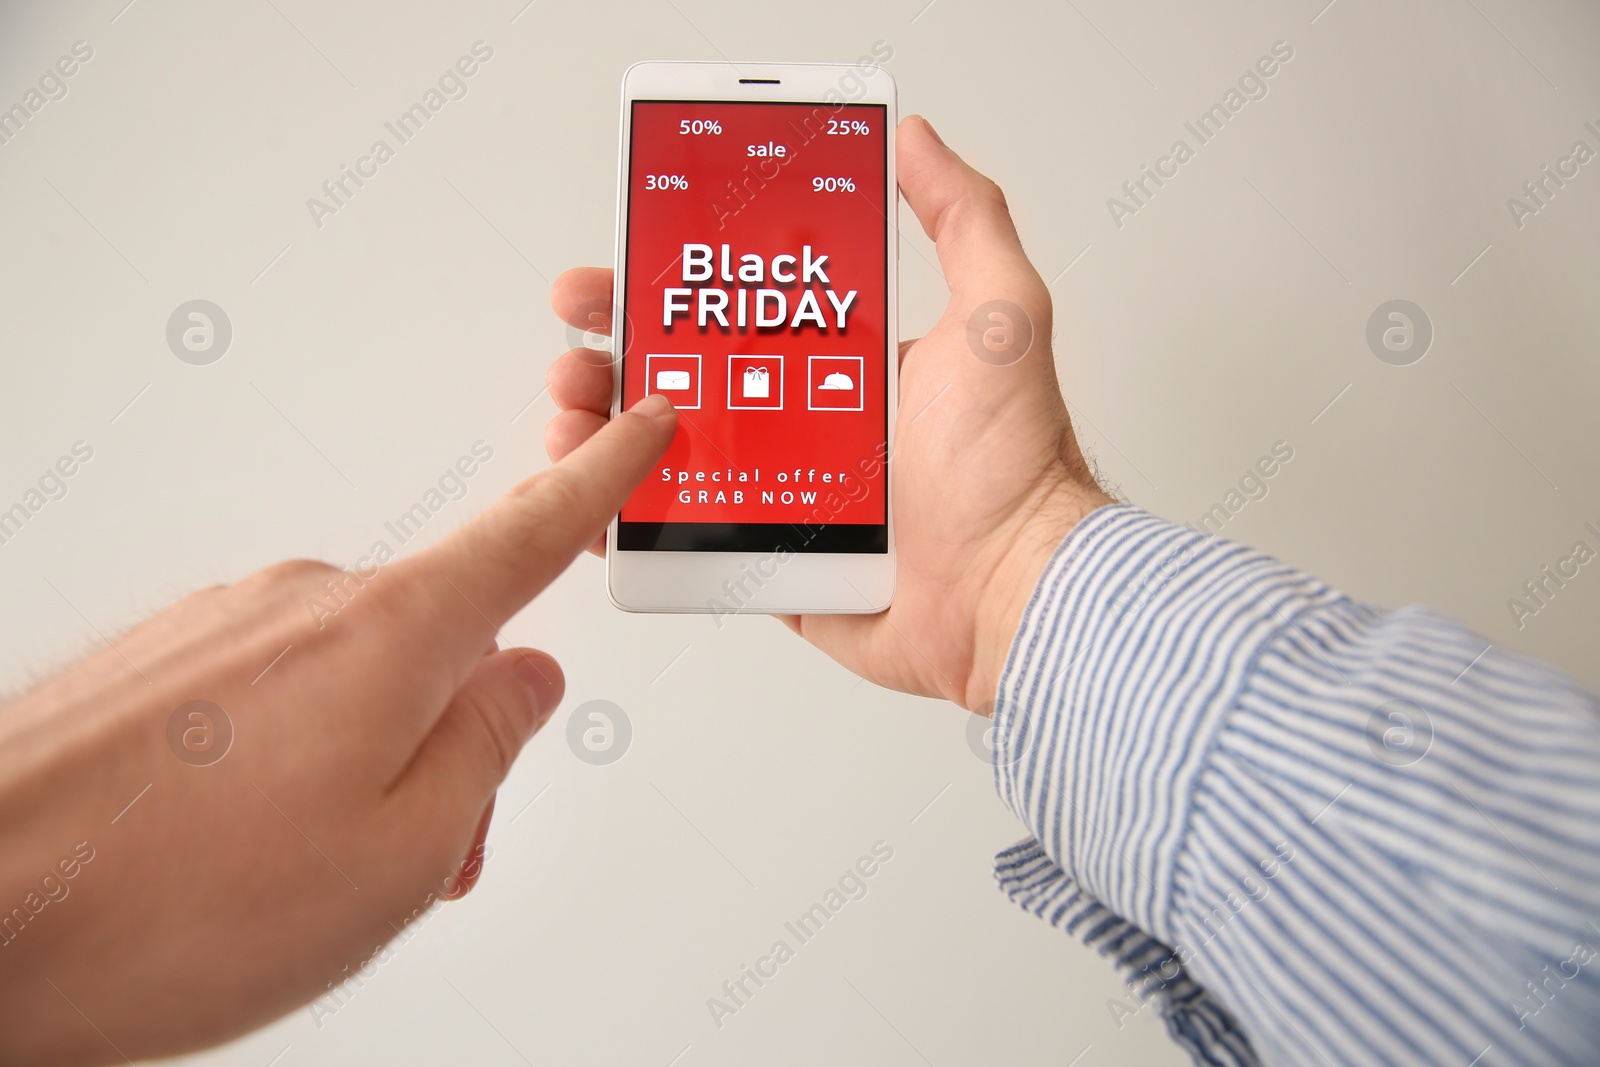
<box><xmin>616</xmin><ymin>521</ymin><xmax>888</xmax><ymax>554</ymax></box>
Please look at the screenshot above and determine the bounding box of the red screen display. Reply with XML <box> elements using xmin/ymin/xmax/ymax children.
<box><xmin>618</xmin><ymin>100</ymin><xmax>889</xmax><ymax>553</ymax></box>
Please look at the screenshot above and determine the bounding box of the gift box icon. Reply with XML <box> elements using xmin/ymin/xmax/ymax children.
<box><xmin>727</xmin><ymin>355</ymin><xmax>783</xmax><ymax>409</ymax></box>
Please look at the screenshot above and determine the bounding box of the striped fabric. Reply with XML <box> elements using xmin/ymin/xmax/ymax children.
<box><xmin>991</xmin><ymin>505</ymin><xmax>1600</xmax><ymax>1066</ymax></box>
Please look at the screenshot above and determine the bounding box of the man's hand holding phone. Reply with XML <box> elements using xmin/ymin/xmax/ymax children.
<box><xmin>549</xmin><ymin>117</ymin><xmax>1112</xmax><ymax>710</ymax></box>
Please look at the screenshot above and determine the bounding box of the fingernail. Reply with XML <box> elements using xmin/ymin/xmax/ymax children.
<box><xmin>921</xmin><ymin>116</ymin><xmax>946</xmax><ymax>147</ymax></box>
<box><xmin>631</xmin><ymin>393</ymin><xmax>674</xmax><ymax>418</ymax></box>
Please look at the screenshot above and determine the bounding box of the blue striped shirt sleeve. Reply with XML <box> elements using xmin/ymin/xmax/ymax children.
<box><xmin>992</xmin><ymin>504</ymin><xmax>1600</xmax><ymax>1066</ymax></box>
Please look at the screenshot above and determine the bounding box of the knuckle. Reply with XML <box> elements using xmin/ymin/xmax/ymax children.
<box><xmin>250</xmin><ymin>558</ymin><xmax>338</xmax><ymax>587</ymax></box>
<box><xmin>174</xmin><ymin>581</ymin><xmax>230</xmax><ymax>610</ymax></box>
<box><xmin>348</xmin><ymin>566</ymin><xmax>429</xmax><ymax>630</ymax></box>
<box><xmin>231</xmin><ymin>558</ymin><xmax>339</xmax><ymax>604</ymax></box>
<box><xmin>976</xmin><ymin>175</ymin><xmax>1008</xmax><ymax>210</ymax></box>
<box><xmin>937</xmin><ymin>177</ymin><xmax>1008</xmax><ymax>241</ymax></box>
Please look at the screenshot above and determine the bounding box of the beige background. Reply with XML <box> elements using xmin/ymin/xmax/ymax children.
<box><xmin>1</xmin><ymin>0</ymin><xmax>1597</xmax><ymax>1064</ymax></box>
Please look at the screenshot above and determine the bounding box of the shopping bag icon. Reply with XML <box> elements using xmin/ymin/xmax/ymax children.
<box><xmin>742</xmin><ymin>366</ymin><xmax>770</xmax><ymax>398</ymax></box>
<box><xmin>656</xmin><ymin>370</ymin><xmax>692</xmax><ymax>391</ymax></box>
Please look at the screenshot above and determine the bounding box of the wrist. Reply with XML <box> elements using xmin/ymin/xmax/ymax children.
<box><xmin>966</xmin><ymin>478</ymin><xmax>1113</xmax><ymax>711</ymax></box>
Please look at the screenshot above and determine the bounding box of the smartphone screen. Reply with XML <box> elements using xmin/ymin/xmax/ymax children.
<box><xmin>617</xmin><ymin>99</ymin><xmax>890</xmax><ymax>553</ymax></box>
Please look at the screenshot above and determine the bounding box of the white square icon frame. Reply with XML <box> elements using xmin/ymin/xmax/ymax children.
<box><xmin>727</xmin><ymin>354</ymin><xmax>784</xmax><ymax>410</ymax></box>
<box><xmin>807</xmin><ymin>355</ymin><xmax>865</xmax><ymax>411</ymax></box>
<box><xmin>644</xmin><ymin>353</ymin><xmax>702</xmax><ymax>410</ymax></box>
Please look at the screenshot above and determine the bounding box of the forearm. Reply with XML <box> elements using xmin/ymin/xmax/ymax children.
<box><xmin>993</xmin><ymin>505</ymin><xmax>1600</xmax><ymax>1064</ymax></box>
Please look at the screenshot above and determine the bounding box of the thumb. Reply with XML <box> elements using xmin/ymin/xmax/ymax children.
<box><xmin>394</xmin><ymin>648</ymin><xmax>565</xmax><ymax>819</ymax></box>
<box><xmin>896</xmin><ymin>115</ymin><xmax>1049</xmax><ymax>314</ymax></box>
<box><xmin>392</xmin><ymin>394</ymin><xmax>676</xmax><ymax>643</ymax></box>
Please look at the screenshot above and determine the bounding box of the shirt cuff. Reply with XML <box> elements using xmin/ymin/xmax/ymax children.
<box><xmin>991</xmin><ymin>504</ymin><xmax>1342</xmax><ymax>941</ymax></box>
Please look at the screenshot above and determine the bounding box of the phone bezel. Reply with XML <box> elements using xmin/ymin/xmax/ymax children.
<box><xmin>607</xmin><ymin>61</ymin><xmax>898</xmax><ymax>615</ymax></box>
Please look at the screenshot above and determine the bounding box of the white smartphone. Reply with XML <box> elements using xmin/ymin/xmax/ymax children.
<box><xmin>606</xmin><ymin>60</ymin><xmax>897</xmax><ymax>615</ymax></box>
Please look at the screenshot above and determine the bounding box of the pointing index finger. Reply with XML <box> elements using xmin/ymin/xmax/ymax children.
<box><xmin>387</xmin><ymin>394</ymin><xmax>675</xmax><ymax>655</ymax></box>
